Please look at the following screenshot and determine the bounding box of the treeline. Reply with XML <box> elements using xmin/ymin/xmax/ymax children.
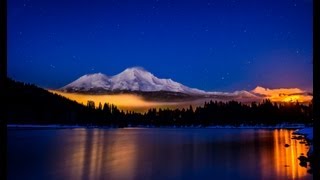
<box><xmin>7</xmin><ymin>79</ymin><xmax>100</xmax><ymax>125</ymax></box>
<box><xmin>7</xmin><ymin>78</ymin><xmax>313</xmax><ymax>127</ymax></box>
<box><xmin>87</xmin><ymin>99</ymin><xmax>312</xmax><ymax>127</ymax></box>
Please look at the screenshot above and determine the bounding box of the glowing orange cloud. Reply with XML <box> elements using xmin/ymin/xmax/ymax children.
<box><xmin>252</xmin><ymin>86</ymin><xmax>312</xmax><ymax>103</ymax></box>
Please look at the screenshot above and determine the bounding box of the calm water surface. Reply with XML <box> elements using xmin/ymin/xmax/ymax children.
<box><xmin>8</xmin><ymin>128</ymin><xmax>312</xmax><ymax>180</ymax></box>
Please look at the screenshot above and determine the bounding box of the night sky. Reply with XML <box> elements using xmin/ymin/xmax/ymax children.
<box><xmin>8</xmin><ymin>0</ymin><xmax>313</xmax><ymax>91</ymax></box>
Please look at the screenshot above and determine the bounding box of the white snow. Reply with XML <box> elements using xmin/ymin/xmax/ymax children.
<box><xmin>60</xmin><ymin>67</ymin><xmax>261</xmax><ymax>99</ymax></box>
<box><xmin>109</xmin><ymin>67</ymin><xmax>208</xmax><ymax>94</ymax></box>
<box><xmin>61</xmin><ymin>73</ymin><xmax>111</xmax><ymax>91</ymax></box>
<box><xmin>60</xmin><ymin>67</ymin><xmax>207</xmax><ymax>94</ymax></box>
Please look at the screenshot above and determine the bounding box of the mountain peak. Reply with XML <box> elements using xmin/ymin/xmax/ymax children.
<box><xmin>60</xmin><ymin>67</ymin><xmax>206</xmax><ymax>94</ymax></box>
<box><xmin>124</xmin><ymin>66</ymin><xmax>148</xmax><ymax>72</ymax></box>
<box><xmin>113</xmin><ymin>67</ymin><xmax>153</xmax><ymax>80</ymax></box>
<box><xmin>81</xmin><ymin>72</ymin><xmax>107</xmax><ymax>78</ymax></box>
<box><xmin>119</xmin><ymin>67</ymin><xmax>153</xmax><ymax>79</ymax></box>
<box><xmin>61</xmin><ymin>72</ymin><xmax>110</xmax><ymax>92</ymax></box>
<box><xmin>77</xmin><ymin>73</ymin><xmax>109</xmax><ymax>82</ymax></box>
<box><xmin>252</xmin><ymin>86</ymin><xmax>267</xmax><ymax>92</ymax></box>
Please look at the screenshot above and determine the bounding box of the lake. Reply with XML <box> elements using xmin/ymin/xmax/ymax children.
<box><xmin>7</xmin><ymin>128</ymin><xmax>312</xmax><ymax>179</ymax></box>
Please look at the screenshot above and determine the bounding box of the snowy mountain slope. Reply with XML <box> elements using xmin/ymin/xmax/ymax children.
<box><xmin>61</xmin><ymin>73</ymin><xmax>111</xmax><ymax>92</ymax></box>
<box><xmin>60</xmin><ymin>67</ymin><xmax>260</xmax><ymax>100</ymax></box>
<box><xmin>109</xmin><ymin>67</ymin><xmax>206</xmax><ymax>94</ymax></box>
<box><xmin>60</xmin><ymin>67</ymin><xmax>206</xmax><ymax>95</ymax></box>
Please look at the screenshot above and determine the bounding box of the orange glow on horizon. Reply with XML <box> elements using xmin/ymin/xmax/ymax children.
<box><xmin>49</xmin><ymin>86</ymin><xmax>312</xmax><ymax>113</ymax></box>
<box><xmin>48</xmin><ymin>90</ymin><xmax>178</xmax><ymax>112</ymax></box>
<box><xmin>252</xmin><ymin>86</ymin><xmax>312</xmax><ymax>103</ymax></box>
<box><xmin>282</xmin><ymin>95</ymin><xmax>303</xmax><ymax>102</ymax></box>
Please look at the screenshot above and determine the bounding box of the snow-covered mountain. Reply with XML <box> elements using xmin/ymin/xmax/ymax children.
<box><xmin>62</xmin><ymin>73</ymin><xmax>111</xmax><ymax>92</ymax></box>
<box><xmin>61</xmin><ymin>67</ymin><xmax>206</xmax><ymax>94</ymax></box>
<box><xmin>60</xmin><ymin>67</ymin><xmax>260</xmax><ymax>101</ymax></box>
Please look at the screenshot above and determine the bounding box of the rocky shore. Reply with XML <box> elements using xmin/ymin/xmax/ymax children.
<box><xmin>293</xmin><ymin>127</ymin><xmax>313</xmax><ymax>173</ymax></box>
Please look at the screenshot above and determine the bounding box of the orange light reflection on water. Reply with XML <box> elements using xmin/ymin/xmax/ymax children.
<box><xmin>272</xmin><ymin>129</ymin><xmax>310</xmax><ymax>179</ymax></box>
<box><xmin>65</xmin><ymin>129</ymin><xmax>138</xmax><ymax>179</ymax></box>
<box><xmin>55</xmin><ymin>129</ymin><xmax>311</xmax><ymax>179</ymax></box>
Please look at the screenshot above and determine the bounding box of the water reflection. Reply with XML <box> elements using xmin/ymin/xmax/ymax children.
<box><xmin>272</xmin><ymin>129</ymin><xmax>310</xmax><ymax>179</ymax></box>
<box><xmin>8</xmin><ymin>128</ymin><xmax>312</xmax><ymax>179</ymax></box>
<box><xmin>60</xmin><ymin>129</ymin><xmax>139</xmax><ymax>179</ymax></box>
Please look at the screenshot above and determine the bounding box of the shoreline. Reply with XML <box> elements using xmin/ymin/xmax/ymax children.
<box><xmin>7</xmin><ymin>123</ymin><xmax>311</xmax><ymax>130</ymax></box>
<box><xmin>293</xmin><ymin>127</ymin><xmax>313</xmax><ymax>174</ymax></box>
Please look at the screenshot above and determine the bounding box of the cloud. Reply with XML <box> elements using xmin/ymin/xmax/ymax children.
<box><xmin>252</xmin><ymin>86</ymin><xmax>312</xmax><ymax>103</ymax></box>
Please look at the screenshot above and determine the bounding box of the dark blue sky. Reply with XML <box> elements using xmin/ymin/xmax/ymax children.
<box><xmin>8</xmin><ymin>0</ymin><xmax>313</xmax><ymax>91</ymax></box>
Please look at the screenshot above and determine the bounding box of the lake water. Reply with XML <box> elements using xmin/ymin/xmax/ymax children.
<box><xmin>8</xmin><ymin>128</ymin><xmax>312</xmax><ymax>180</ymax></box>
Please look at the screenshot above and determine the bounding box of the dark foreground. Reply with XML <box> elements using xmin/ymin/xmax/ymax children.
<box><xmin>8</xmin><ymin>128</ymin><xmax>312</xmax><ymax>180</ymax></box>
